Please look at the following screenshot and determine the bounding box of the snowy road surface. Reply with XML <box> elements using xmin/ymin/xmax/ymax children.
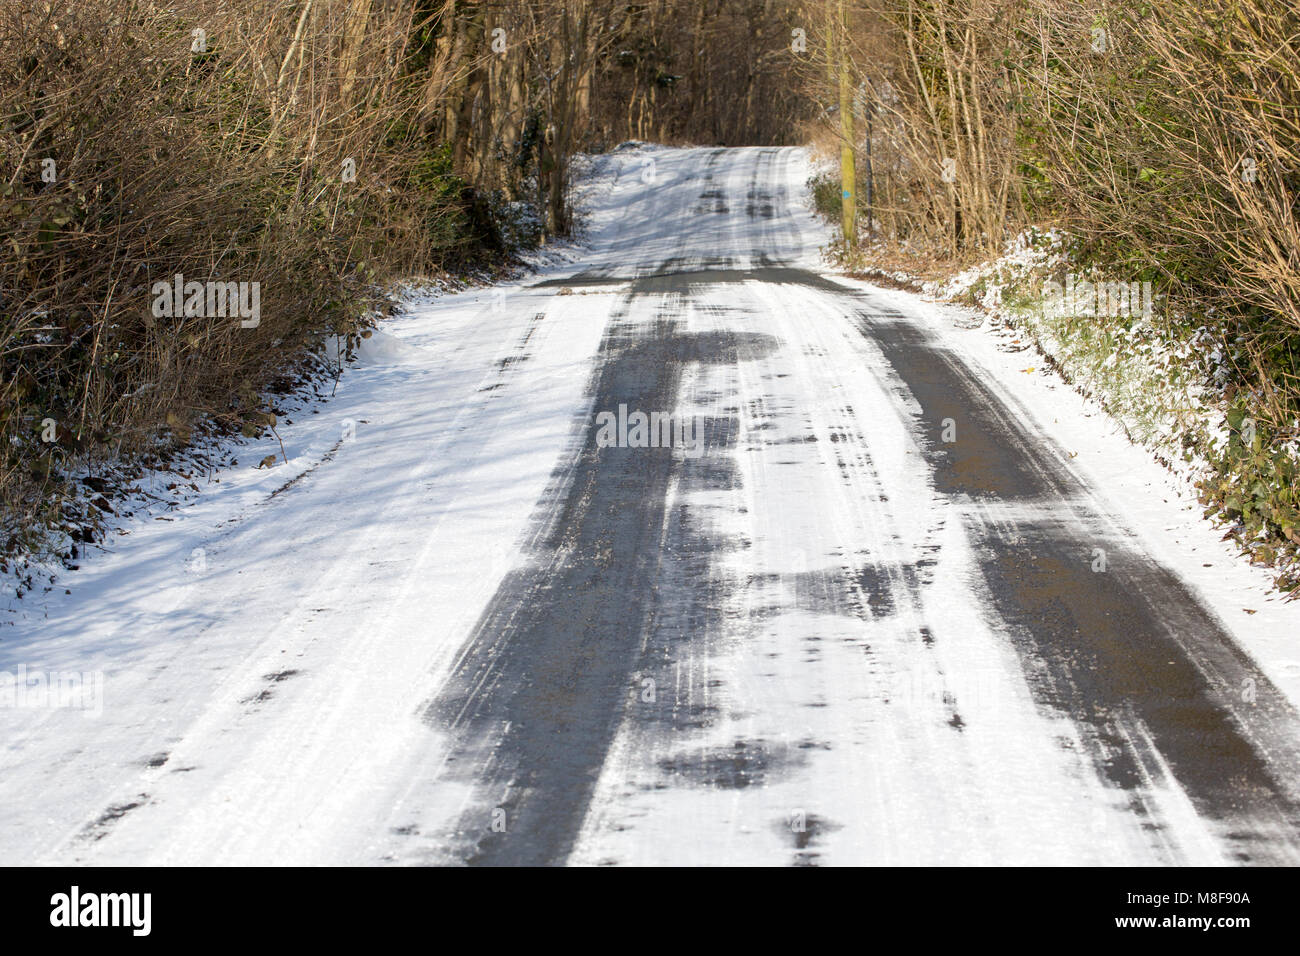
<box><xmin>4</xmin><ymin>145</ymin><xmax>1300</xmax><ymax>866</ymax></box>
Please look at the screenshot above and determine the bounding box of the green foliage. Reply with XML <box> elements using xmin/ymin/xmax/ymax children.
<box><xmin>808</xmin><ymin>171</ymin><xmax>843</xmax><ymax>221</ymax></box>
<box><xmin>1199</xmin><ymin>402</ymin><xmax>1300</xmax><ymax>587</ymax></box>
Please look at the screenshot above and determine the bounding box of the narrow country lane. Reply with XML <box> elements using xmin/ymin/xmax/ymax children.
<box><xmin>2</xmin><ymin>146</ymin><xmax>1298</xmax><ymax>866</ymax></box>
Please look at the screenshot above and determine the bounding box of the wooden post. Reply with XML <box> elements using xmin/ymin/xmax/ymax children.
<box><xmin>837</xmin><ymin>0</ymin><xmax>856</xmax><ymax>251</ymax></box>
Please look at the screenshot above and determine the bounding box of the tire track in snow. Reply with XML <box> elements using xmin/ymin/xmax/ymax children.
<box><xmin>422</xmin><ymin>294</ymin><xmax>779</xmax><ymax>865</ymax></box>
<box><xmin>421</xmin><ymin>148</ymin><xmax>1300</xmax><ymax>865</ymax></box>
<box><xmin>852</xmin><ymin>301</ymin><xmax>1300</xmax><ymax>864</ymax></box>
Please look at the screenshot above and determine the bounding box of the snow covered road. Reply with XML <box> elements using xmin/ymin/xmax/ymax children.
<box><xmin>4</xmin><ymin>145</ymin><xmax>1300</xmax><ymax>866</ymax></box>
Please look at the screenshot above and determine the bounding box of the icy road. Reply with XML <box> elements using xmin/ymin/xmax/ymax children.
<box><xmin>4</xmin><ymin>145</ymin><xmax>1300</xmax><ymax>866</ymax></box>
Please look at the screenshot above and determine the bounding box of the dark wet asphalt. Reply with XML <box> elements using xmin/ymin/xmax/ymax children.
<box><xmin>422</xmin><ymin>156</ymin><xmax>1300</xmax><ymax>866</ymax></box>
<box><xmin>860</xmin><ymin>306</ymin><xmax>1300</xmax><ymax>864</ymax></box>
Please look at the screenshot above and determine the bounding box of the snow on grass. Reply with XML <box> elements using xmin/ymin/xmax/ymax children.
<box><xmin>917</xmin><ymin>228</ymin><xmax>1300</xmax><ymax>590</ymax></box>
